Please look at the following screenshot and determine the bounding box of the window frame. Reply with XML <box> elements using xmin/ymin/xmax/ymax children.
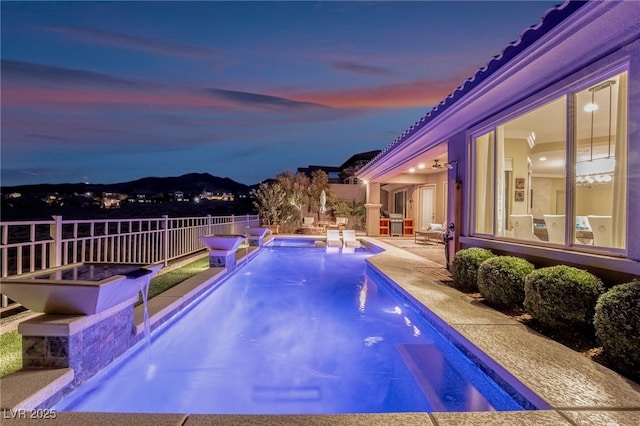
<box><xmin>468</xmin><ymin>62</ymin><xmax>629</xmax><ymax>255</ymax></box>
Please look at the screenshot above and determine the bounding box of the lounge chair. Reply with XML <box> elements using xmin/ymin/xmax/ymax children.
<box><xmin>326</xmin><ymin>229</ymin><xmax>342</xmax><ymax>252</ymax></box>
<box><xmin>342</xmin><ymin>230</ymin><xmax>361</xmax><ymax>253</ymax></box>
<box><xmin>335</xmin><ymin>217</ymin><xmax>348</xmax><ymax>231</ymax></box>
<box><xmin>302</xmin><ymin>217</ymin><xmax>315</xmax><ymax>228</ymax></box>
<box><xmin>415</xmin><ymin>223</ymin><xmax>445</xmax><ymax>244</ymax></box>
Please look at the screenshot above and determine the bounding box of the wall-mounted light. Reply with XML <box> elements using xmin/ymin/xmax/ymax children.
<box><xmin>444</xmin><ymin>160</ymin><xmax>460</xmax><ymax>183</ymax></box>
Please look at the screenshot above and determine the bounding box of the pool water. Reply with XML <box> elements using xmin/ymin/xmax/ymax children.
<box><xmin>34</xmin><ymin>263</ymin><xmax>148</xmax><ymax>281</ymax></box>
<box><xmin>266</xmin><ymin>237</ymin><xmax>321</xmax><ymax>248</ymax></box>
<box><xmin>56</xmin><ymin>246</ymin><xmax>529</xmax><ymax>414</ymax></box>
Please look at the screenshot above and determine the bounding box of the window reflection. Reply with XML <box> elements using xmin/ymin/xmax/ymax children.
<box><xmin>471</xmin><ymin>71</ymin><xmax>627</xmax><ymax>250</ymax></box>
<box><xmin>574</xmin><ymin>73</ymin><xmax>627</xmax><ymax>249</ymax></box>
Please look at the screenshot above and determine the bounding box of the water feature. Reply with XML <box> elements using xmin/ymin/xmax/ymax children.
<box><xmin>135</xmin><ymin>273</ymin><xmax>152</xmax><ymax>374</ymax></box>
<box><xmin>55</xmin><ymin>245</ymin><xmax>542</xmax><ymax>414</ymax></box>
<box><xmin>199</xmin><ymin>234</ymin><xmax>246</xmax><ymax>270</ymax></box>
<box><xmin>1</xmin><ymin>263</ymin><xmax>163</xmax><ymax>315</ymax></box>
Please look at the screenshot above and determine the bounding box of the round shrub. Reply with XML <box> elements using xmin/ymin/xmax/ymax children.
<box><xmin>477</xmin><ymin>256</ymin><xmax>534</xmax><ymax>306</ymax></box>
<box><xmin>524</xmin><ymin>265</ymin><xmax>604</xmax><ymax>329</ymax></box>
<box><xmin>594</xmin><ymin>280</ymin><xmax>640</xmax><ymax>372</ymax></box>
<box><xmin>451</xmin><ymin>248</ymin><xmax>495</xmax><ymax>292</ymax></box>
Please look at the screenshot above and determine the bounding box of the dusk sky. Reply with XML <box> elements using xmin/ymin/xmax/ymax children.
<box><xmin>1</xmin><ymin>1</ymin><xmax>560</xmax><ymax>187</ymax></box>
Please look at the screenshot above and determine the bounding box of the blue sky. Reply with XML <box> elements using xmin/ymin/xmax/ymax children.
<box><xmin>1</xmin><ymin>1</ymin><xmax>560</xmax><ymax>186</ymax></box>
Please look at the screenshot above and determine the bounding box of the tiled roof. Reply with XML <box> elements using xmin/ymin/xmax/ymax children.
<box><xmin>363</xmin><ymin>0</ymin><xmax>587</xmax><ymax>171</ymax></box>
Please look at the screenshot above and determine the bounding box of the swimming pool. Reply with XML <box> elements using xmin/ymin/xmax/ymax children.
<box><xmin>55</xmin><ymin>242</ymin><xmax>538</xmax><ymax>414</ymax></box>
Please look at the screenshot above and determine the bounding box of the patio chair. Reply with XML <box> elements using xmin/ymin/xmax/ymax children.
<box><xmin>302</xmin><ymin>217</ymin><xmax>315</xmax><ymax>228</ymax></box>
<box><xmin>335</xmin><ymin>217</ymin><xmax>348</xmax><ymax>231</ymax></box>
<box><xmin>416</xmin><ymin>223</ymin><xmax>445</xmax><ymax>244</ymax></box>
<box><xmin>342</xmin><ymin>230</ymin><xmax>361</xmax><ymax>252</ymax></box>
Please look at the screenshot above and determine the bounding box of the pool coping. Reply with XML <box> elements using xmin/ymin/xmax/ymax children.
<box><xmin>2</xmin><ymin>235</ymin><xmax>639</xmax><ymax>425</ymax></box>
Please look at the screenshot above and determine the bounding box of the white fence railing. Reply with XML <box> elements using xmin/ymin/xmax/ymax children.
<box><xmin>0</xmin><ymin>214</ymin><xmax>260</xmax><ymax>308</ymax></box>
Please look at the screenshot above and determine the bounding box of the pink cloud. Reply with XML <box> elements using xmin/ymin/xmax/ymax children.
<box><xmin>288</xmin><ymin>75</ymin><xmax>468</xmax><ymax>109</ymax></box>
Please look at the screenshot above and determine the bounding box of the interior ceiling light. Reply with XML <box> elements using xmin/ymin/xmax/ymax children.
<box><xmin>584</xmin><ymin>103</ymin><xmax>599</xmax><ymax>112</ymax></box>
<box><xmin>527</xmin><ymin>132</ymin><xmax>536</xmax><ymax>149</ymax></box>
<box><xmin>577</xmin><ymin>79</ymin><xmax>616</xmax><ymax>187</ymax></box>
<box><xmin>409</xmin><ymin>167</ymin><xmax>416</xmax><ymax>173</ymax></box>
<box><xmin>418</xmin><ymin>163</ymin><xmax>425</xmax><ymax>169</ymax></box>
<box><xmin>432</xmin><ymin>159</ymin><xmax>443</xmax><ymax>169</ymax></box>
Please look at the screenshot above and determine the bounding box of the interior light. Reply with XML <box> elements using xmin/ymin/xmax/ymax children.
<box><xmin>584</xmin><ymin>103</ymin><xmax>598</xmax><ymax>112</ymax></box>
<box><xmin>539</xmin><ymin>156</ymin><xmax>547</xmax><ymax>161</ymax></box>
<box><xmin>418</xmin><ymin>163</ymin><xmax>425</xmax><ymax>169</ymax></box>
<box><xmin>409</xmin><ymin>167</ymin><xmax>415</xmax><ymax>173</ymax></box>
<box><xmin>527</xmin><ymin>132</ymin><xmax>536</xmax><ymax>149</ymax></box>
<box><xmin>576</xmin><ymin>80</ymin><xmax>616</xmax><ymax>187</ymax></box>
<box><xmin>361</xmin><ymin>179</ymin><xmax>368</xmax><ymax>185</ymax></box>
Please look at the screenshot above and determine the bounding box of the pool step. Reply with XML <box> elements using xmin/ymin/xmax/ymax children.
<box><xmin>396</xmin><ymin>343</ymin><xmax>495</xmax><ymax>412</ymax></box>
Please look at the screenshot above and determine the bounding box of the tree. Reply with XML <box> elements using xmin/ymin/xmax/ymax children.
<box><xmin>276</xmin><ymin>171</ymin><xmax>309</xmax><ymax>222</ymax></box>
<box><xmin>252</xmin><ymin>182</ymin><xmax>287</xmax><ymax>225</ymax></box>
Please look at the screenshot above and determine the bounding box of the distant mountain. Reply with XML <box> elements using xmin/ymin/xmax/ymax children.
<box><xmin>1</xmin><ymin>173</ymin><xmax>251</xmax><ymax>195</ymax></box>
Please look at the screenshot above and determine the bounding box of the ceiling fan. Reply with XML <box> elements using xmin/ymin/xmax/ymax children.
<box><xmin>432</xmin><ymin>159</ymin><xmax>443</xmax><ymax>169</ymax></box>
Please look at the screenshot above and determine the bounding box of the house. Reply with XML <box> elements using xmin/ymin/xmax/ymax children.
<box><xmin>357</xmin><ymin>0</ymin><xmax>639</xmax><ymax>281</ymax></box>
<box><xmin>297</xmin><ymin>165</ymin><xmax>343</xmax><ymax>184</ymax></box>
<box><xmin>298</xmin><ymin>150</ymin><xmax>381</xmax><ymax>184</ymax></box>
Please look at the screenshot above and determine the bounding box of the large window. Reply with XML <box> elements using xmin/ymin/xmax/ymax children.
<box><xmin>472</xmin><ymin>72</ymin><xmax>627</xmax><ymax>250</ymax></box>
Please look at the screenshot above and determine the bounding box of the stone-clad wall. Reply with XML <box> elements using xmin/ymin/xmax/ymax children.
<box><xmin>19</xmin><ymin>299</ymin><xmax>136</xmax><ymax>387</ymax></box>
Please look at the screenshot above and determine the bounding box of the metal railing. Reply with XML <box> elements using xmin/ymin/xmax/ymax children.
<box><xmin>0</xmin><ymin>214</ymin><xmax>260</xmax><ymax>308</ymax></box>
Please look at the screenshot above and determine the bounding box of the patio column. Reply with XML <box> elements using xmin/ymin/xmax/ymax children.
<box><xmin>364</xmin><ymin>181</ymin><xmax>382</xmax><ymax>236</ymax></box>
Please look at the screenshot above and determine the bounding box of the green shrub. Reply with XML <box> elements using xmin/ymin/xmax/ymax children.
<box><xmin>524</xmin><ymin>265</ymin><xmax>604</xmax><ymax>329</ymax></box>
<box><xmin>594</xmin><ymin>280</ymin><xmax>640</xmax><ymax>372</ymax></box>
<box><xmin>451</xmin><ymin>248</ymin><xmax>495</xmax><ymax>292</ymax></box>
<box><xmin>478</xmin><ymin>256</ymin><xmax>534</xmax><ymax>306</ymax></box>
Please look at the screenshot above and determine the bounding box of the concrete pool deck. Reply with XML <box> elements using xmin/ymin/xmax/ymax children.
<box><xmin>2</xmin><ymin>236</ymin><xmax>639</xmax><ymax>425</ymax></box>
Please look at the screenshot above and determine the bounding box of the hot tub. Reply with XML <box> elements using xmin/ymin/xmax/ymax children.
<box><xmin>0</xmin><ymin>262</ymin><xmax>163</xmax><ymax>315</ymax></box>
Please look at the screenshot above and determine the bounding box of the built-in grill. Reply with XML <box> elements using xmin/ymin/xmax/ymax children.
<box><xmin>389</xmin><ymin>213</ymin><xmax>404</xmax><ymax>237</ymax></box>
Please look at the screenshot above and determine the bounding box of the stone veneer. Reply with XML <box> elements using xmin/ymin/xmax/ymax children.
<box><xmin>18</xmin><ymin>297</ymin><xmax>137</xmax><ymax>387</ymax></box>
<box><xmin>208</xmin><ymin>251</ymin><xmax>237</xmax><ymax>270</ymax></box>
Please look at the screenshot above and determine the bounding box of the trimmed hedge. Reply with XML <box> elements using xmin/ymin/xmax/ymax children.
<box><xmin>451</xmin><ymin>248</ymin><xmax>495</xmax><ymax>292</ymax></box>
<box><xmin>524</xmin><ymin>265</ymin><xmax>604</xmax><ymax>329</ymax></box>
<box><xmin>477</xmin><ymin>256</ymin><xmax>534</xmax><ymax>306</ymax></box>
<box><xmin>594</xmin><ymin>280</ymin><xmax>640</xmax><ymax>372</ymax></box>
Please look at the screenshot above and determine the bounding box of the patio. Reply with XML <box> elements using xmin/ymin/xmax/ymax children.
<box><xmin>2</xmin><ymin>236</ymin><xmax>639</xmax><ymax>425</ymax></box>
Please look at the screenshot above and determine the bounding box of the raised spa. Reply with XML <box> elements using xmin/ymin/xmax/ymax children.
<box><xmin>0</xmin><ymin>263</ymin><xmax>163</xmax><ymax>315</ymax></box>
